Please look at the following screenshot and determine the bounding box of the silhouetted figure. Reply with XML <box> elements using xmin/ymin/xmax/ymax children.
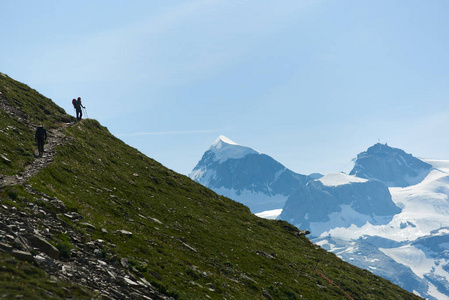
<box><xmin>35</xmin><ymin>125</ymin><xmax>47</xmax><ymax>157</ymax></box>
<box><xmin>75</xmin><ymin>97</ymin><xmax>85</xmax><ymax>120</ymax></box>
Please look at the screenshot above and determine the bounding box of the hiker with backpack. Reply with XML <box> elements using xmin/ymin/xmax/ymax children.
<box><xmin>35</xmin><ymin>125</ymin><xmax>47</xmax><ymax>157</ymax></box>
<box><xmin>73</xmin><ymin>97</ymin><xmax>85</xmax><ymax>120</ymax></box>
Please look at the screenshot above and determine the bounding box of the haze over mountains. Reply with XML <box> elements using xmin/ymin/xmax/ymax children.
<box><xmin>191</xmin><ymin>136</ymin><xmax>449</xmax><ymax>299</ymax></box>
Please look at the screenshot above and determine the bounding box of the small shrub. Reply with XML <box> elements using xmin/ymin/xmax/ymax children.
<box><xmin>7</xmin><ymin>190</ymin><xmax>18</xmax><ymax>200</ymax></box>
<box><xmin>56</xmin><ymin>242</ymin><xmax>72</xmax><ymax>259</ymax></box>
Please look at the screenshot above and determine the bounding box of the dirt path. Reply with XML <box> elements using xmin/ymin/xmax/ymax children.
<box><xmin>0</xmin><ymin>124</ymin><xmax>71</xmax><ymax>188</ymax></box>
<box><xmin>0</xmin><ymin>94</ymin><xmax>73</xmax><ymax>188</ymax></box>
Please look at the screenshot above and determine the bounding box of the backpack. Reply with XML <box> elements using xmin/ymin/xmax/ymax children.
<box><xmin>36</xmin><ymin>127</ymin><xmax>46</xmax><ymax>139</ymax></box>
<box><xmin>72</xmin><ymin>99</ymin><xmax>76</xmax><ymax>108</ymax></box>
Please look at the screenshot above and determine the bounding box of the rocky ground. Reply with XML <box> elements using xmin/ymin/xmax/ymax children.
<box><xmin>0</xmin><ymin>186</ymin><xmax>171</xmax><ymax>299</ymax></box>
<box><xmin>0</xmin><ymin>96</ymin><xmax>172</xmax><ymax>299</ymax></box>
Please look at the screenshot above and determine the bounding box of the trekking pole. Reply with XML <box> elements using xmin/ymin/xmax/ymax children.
<box><xmin>83</xmin><ymin>107</ymin><xmax>89</xmax><ymax>119</ymax></box>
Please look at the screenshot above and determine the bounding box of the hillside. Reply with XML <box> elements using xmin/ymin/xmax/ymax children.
<box><xmin>0</xmin><ymin>73</ymin><xmax>422</xmax><ymax>299</ymax></box>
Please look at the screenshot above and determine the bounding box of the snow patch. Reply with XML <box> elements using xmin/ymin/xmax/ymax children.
<box><xmin>318</xmin><ymin>172</ymin><xmax>368</xmax><ymax>187</ymax></box>
<box><xmin>211</xmin><ymin>135</ymin><xmax>238</xmax><ymax>147</ymax></box>
<box><xmin>379</xmin><ymin>245</ymin><xmax>434</xmax><ymax>278</ymax></box>
<box><xmin>208</xmin><ymin>135</ymin><xmax>260</xmax><ymax>163</ymax></box>
<box><xmin>427</xmin><ymin>282</ymin><xmax>449</xmax><ymax>300</ymax></box>
<box><xmin>190</xmin><ymin>168</ymin><xmax>216</xmax><ymax>186</ymax></box>
<box><xmin>256</xmin><ymin>209</ymin><xmax>283</xmax><ymax>220</ymax></box>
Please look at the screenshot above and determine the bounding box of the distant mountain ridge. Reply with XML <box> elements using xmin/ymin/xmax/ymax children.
<box><xmin>190</xmin><ymin>135</ymin><xmax>309</xmax><ymax>213</ymax></box>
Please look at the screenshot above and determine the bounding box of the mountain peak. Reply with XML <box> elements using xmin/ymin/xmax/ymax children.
<box><xmin>190</xmin><ymin>135</ymin><xmax>309</xmax><ymax>212</ymax></box>
<box><xmin>211</xmin><ymin>135</ymin><xmax>238</xmax><ymax>148</ymax></box>
<box><xmin>208</xmin><ymin>135</ymin><xmax>260</xmax><ymax>163</ymax></box>
<box><xmin>350</xmin><ymin>143</ymin><xmax>432</xmax><ymax>187</ymax></box>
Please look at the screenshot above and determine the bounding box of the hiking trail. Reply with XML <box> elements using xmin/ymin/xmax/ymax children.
<box><xmin>0</xmin><ymin>123</ymin><xmax>71</xmax><ymax>188</ymax></box>
<box><xmin>0</xmin><ymin>94</ymin><xmax>72</xmax><ymax>188</ymax></box>
<box><xmin>0</xmin><ymin>96</ymin><xmax>172</xmax><ymax>299</ymax></box>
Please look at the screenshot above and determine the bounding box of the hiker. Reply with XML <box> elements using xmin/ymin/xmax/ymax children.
<box><xmin>75</xmin><ymin>97</ymin><xmax>85</xmax><ymax>120</ymax></box>
<box><xmin>35</xmin><ymin>125</ymin><xmax>47</xmax><ymax>157</ymax></box>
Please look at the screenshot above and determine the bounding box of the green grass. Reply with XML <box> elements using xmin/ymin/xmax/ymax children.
<box><xmin>0</xmin><ymin>110</ymin><xmax>35</xmax><ymax>175</ymax></box>
<box><xmin>27</xmin><ymin>119</ymin><xmax>421</xmax><ymax>299</ymax></box>
<box><xmin>0</xmin><ymin>73</ymin><xmax>423</xmax><ymax>299</ymax></box>
<box><xmin>0</xmin><ymin>73</ymin><xmax>73</xmax><ymax>175</ymax></box>
<box><xmin>0</xmin><ymin>73</ymin><xmax>70</xmax><ymax>126</ymax></box>
<box><xmin>0</xmin><ymin>247</ymin><xmax>91</xmax><ymax>299</ymax></box>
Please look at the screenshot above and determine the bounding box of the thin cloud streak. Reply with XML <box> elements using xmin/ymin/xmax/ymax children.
<box><xmin>118</xmin><ymin>129</ymin><xmax>223</xmax><ymax>137</ymax></box>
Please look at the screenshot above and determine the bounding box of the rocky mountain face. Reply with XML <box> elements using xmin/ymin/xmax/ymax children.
<box><xmin>349</xmin><ymin>143</ymin><xmax>432</xmax><ymax>187</ymax></box>
<box><xmin>0</xmin><ymin>73</ymin><xmax>420</xmax><ymax>299</ymax></box>
<box><xmin>280</xmin><ymin>173</ymin><xmax>401</xmax><ymax>236</ymax></box>
<box><xmin>190</xmin><ymin>136</ymin><xmax>309</xmax><ymax>213</ymax></box>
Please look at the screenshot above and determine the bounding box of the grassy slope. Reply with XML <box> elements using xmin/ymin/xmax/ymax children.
<box><xmin>0</xmin><ymin>73</ymin><xmax>422</xmax><ymax>299</ymax></box>
<box><xmin>0</xmin><ymin>251</ymin><xmax>90</xmax><ymax>299</ymax></box>
<box><xmin>0</xmin><ymin>73</ymin><xmax>71</xmax><ymax>175</ymax></box>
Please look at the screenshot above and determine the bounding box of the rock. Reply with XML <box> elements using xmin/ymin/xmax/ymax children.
<box><xmin>181</xmin><ymin>242</ymin><xmax>197</xmax><ymax>253</ymax></box>
<box><xmin>61</xmin><ymin>264</ymin><xmax>73</xmax><ymax>276</ymax></box>
<box><xmin>34</xmin><ymin>254</ymin><xmax>55</xmax><ymax>266</ymax></box>
<box><xmin>0</xmin><ymin>242</ymin><xmax>13</xmax><ymax>252</ymax></box>
<box><xmin>0</xmin><ymin>154</ymin><xmax>11</xmax><ymax>165</ymax></box>
<box><xmin>64</xmin><ymin>212</ymin><xmax>82</xmax><ymax>220</ymax></box>
<box><xmin>149</xmin><ymin>217</ymin><xmax>163</xmax><ymax>224</ymax></box>
<box><xmin>5</xmin><ymin>234</ymin><xmax>15</xmax><ymax>242</ymax></box>
<box><xmin>12</xmin><ymin>250</ymin><xmax>33</xmax><ymax>262</ymax></box>
<box><xmin>256</xmin><ymin>251</ymin><xmax>275</xmax><ymax>259</ymax></box>
<box><xmin>14</xmin><ymin>235</ymin><xmax>31</xmax><ymax>251</ymax></box>
<box><xmin>94</xmin><ymin>249</ymin><xmax>103</xmax><ymax>258</ymax></box>
<box><xmin>138</xmin><ymin>277</ymin><xmax>151</xmax><ymax>288</ymax></box>
<box><xmin>116</xmin><ymin>230</ymin><xmax>132</xmax><ymax>237</ymax></box>
<box><xmin>123</xmin><ymin>276</ymin><xmax>140</xmax><ymax>287</ymax></box>
<box><xmin>240</xmin><ymin>273</ymin><xmax>258</xmax><ymax>285</ymax></box>
<box><xmin>80</xmin><ymin>222</ymin><xmax>97</xmax><ymax>230</ymax></box>
<box><xmin>120</xmin><ymin>257</ymin><xmax>129</xmax><ymax>269</ymax></box>
<box><xmin>23</xmin><ymin>233</ymin><xmax>60</xmax><ymax>259</ymax></box>
<box><xmin>262</xmin><ymin>289</ymin><xmax>274</xmax><ymax>300</ymax></box>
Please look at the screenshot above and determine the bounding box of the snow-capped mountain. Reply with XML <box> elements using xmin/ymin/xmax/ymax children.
<box><xmin>309</xmin><ymin>153</ymin><xmax>449</xmax><ymax>300</ymax></box>
<box><xmin>192</xmin><ymin>139</ymin><xmax>449</xmax><ymax>299</ymax></box>
<box><xmin>279</xmin><ymin>172</ymin><xmax>401</xmax><ymax>236</ymax></box>
<box><xmin>189</xmin><ymin>135</ymin><xmax>308</xmax><ymax>213</ymax></box>
<box><xmin>349</xmin><ymin>143</ymin><xmax>432</xmax><ymax>187</ymax></box>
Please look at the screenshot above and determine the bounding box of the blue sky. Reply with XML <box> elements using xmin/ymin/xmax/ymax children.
<box><xmin>2</xmin><ymin>0</ymin><xmax>449</xmax><ymax>175</ymax></box>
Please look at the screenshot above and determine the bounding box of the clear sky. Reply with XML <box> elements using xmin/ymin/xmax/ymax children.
<box><xmin>2</xmin><ymin>1</ymin><xmax>449</xmax><ymax>176</ymax></box>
